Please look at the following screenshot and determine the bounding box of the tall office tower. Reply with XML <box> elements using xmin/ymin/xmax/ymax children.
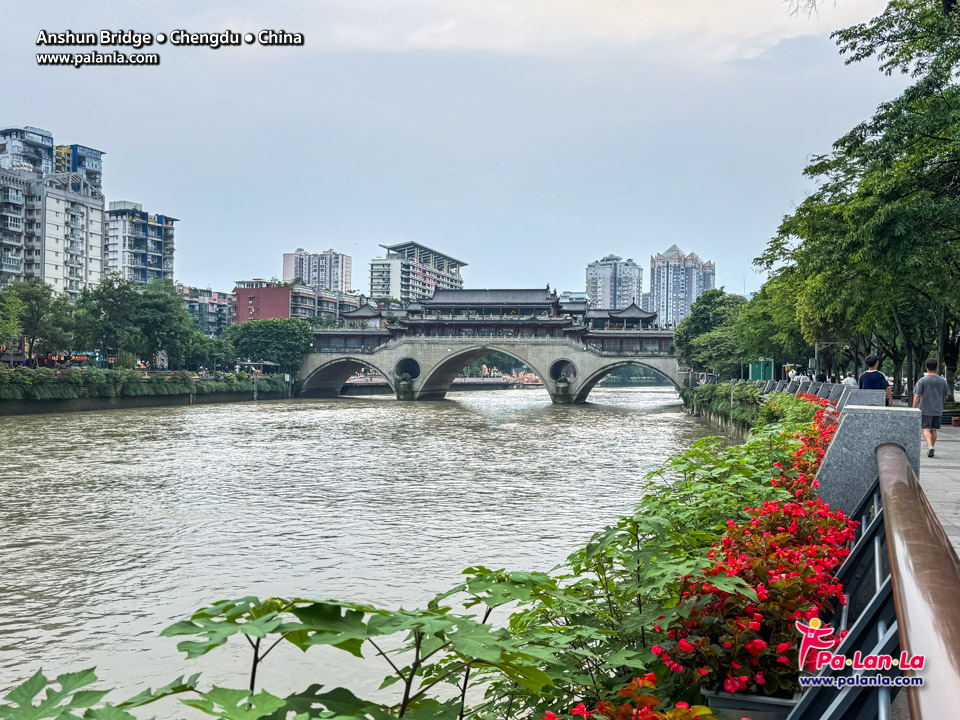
<box><xmin>55</xmin><ymin>144</ymin><xmax>105</xmax><ymax>192</ymax></box>
<box><xmin>0</xmin><ymin>171</ymin><xmax>28</xmax><ymax>290</ymax></box>
<box><xmin>369</xmin><ymin>241</ymin><xmax>466</xmax><ymax>304</ymax></box>
<box><xmin>0</xmin><ymin>126</ymin><xmax>55</xmax><ymax>175</ymax></box>
<box><xmin>585</xmin><ymin>255</ymin><xmax>643</xmax><ymax>310</ymax></box>
<box><xmin>21</xmin><ymin>173</ymin><xmax>105</xmax><ymax>300</ymax></box>
<box><xmin>104</xmin><ymin>201</ymin><xmax>177</xmax><ymax>285</ymax></box>
<box><xmin>282</xmin><ymin>247</ymin><xmax>352</xmax><ymax>292</ymax></box>
<box><xmin>648</xmin><ymin>245</ymin><xmax>716</xmax><ymax>326</ymax></box>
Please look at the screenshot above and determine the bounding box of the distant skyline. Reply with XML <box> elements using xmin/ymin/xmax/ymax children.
<box><xmin>3</xmin><ymin>0</ymin><xmax>904</xmax><ymax>296</ymax></box>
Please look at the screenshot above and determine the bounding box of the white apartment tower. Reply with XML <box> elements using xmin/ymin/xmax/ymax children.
<box><xmin>585</xmin><ymin>255</ymin><xmax>643</xmax><ymax>310</ymax></box>
<box><xmin>22</xmin><ymin>173</ymin><xmax>105</xmax><ymax>299</ymax></box>
<box><xmin>649</xmin><ymin>245</ymin><xmax>716</xmax><ymax>326</ymax></box>
<box><xmin>282</xmin><ymin>247</ymin><xmax>352</xmax><ymax>292</ymax></box>
<box><xmin>369</xmin><ymin>241</ymin><xmax>466</xmax><ymax>304</ymax></box>
<box><xmin>104</xmin><ymin>201</ymin><xmax>177</xmax><ymax>285</ymax></box>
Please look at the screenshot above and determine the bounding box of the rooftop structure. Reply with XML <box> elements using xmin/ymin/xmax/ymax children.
<box><xmin>370</xmin><ymin>241</ymin><xmax>466</xmax><ymax>304</ymax></box>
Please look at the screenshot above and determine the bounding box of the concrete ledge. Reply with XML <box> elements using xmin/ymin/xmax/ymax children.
<box><xmin>818</xmin><ymin>405</ymin><xmax>922</xmax><ymax>516</ymax></box>
<box><xmin>837</xmin><ymin>388</ymin><xmax>885</xmax><ymax>411</ymax></box>
<box><xmin>828</xmin><ymin>384</ymin><xmax>845</xmax><ymax>403</ymax></box>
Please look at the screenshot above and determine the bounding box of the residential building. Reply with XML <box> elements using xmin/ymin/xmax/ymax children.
<box><xmin>178</xmin><ymin>283</ymin><xmax>233</xmax><ymax>336</ymax></box>
<box><xmin>0</xmin><ymin>126</ymin><xmax>55</xmax><ymax>175</ymax></box>
<box><xmin>559</xmin><ymin>290</ymin><xmax>589</xmax><ymax>304</ymax></box>
<box><xmin>282</xmin><ymin>247</ymin><xmax>352</xmax><ymax>292</ymax></box>
<box><xmin>55</xmin><ymin>144</ymin><xmax>105</xmax><ymax>192</ymax></box>
<box><xmin>22</xmin><ymin>172</ymin><xmax>105</xmax><ymax>300</ymax></box>
<box><xmin>369</xmin><ymin>241</ymin><xmax>466</xmax><ymax>304</ymax></box>
<box><xmin>104</xmin><ymin>201</ymin><xmax>177</xmax><ymax>285</ymax></box>
<box><xmin>0</xmin><ymin>170</ymin><xmax>28</xmax><ymax>289</ymax></box>
<box><xmin>231</xmin><ymin>279</ymin><xmax>360</xmax><ymax>325</ymax></box>
<box><xmin>585</xmin><ymin>255</ymin><xmax>643</xmax><ymax>310</ymax></box>
<box><xmin>648</xmin><ymin>245</ymin><xmax>716</xmax><ymax>326</ymax></box>
<box><xmin>640</xmin><ymin>292</ymin><xmax>652</xmax><ymax>312</ymax></box>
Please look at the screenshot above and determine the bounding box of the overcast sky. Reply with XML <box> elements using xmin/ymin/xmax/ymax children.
<box><xmin>3</xmin><ymin>0</ymin><xmax>901</xmax><ymax>296</ymax></box>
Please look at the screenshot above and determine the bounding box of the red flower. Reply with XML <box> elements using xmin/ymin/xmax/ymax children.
<box><xmin>571</xmin><ymin>704</ymin><xmax>590</xmax><ymax>718</ymax></box>
<box><xmin>776</xmin><ymin>642</ymin><xmax>791</xmax><ymax>653</ymax></box>
<box><xmin>651</xmin><ymin>644</ymin><xmax>663</xmax><ymax>657</ymax></box>
<box><xmin>678</xmin><ymin>638</ymin><xmax>695</xmax><ymax>653</ymax></box>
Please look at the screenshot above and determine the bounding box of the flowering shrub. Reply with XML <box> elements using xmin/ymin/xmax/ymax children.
<box><xmin>543</xmin><ymin>674</ymin><xmax>718</xmax><ymax>720</ymax></box>
<box><xmin>651</xmin><ymin>395</ymin><xmax>855</xmax><ymax>698</ymax></box>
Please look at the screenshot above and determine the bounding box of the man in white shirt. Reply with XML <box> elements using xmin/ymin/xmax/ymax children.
<box><xmin>842</xmin><ymin>372</ymin><xmax>857</xmax><ymax>387</ymax></box>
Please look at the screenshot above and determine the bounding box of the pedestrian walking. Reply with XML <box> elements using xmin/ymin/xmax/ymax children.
<box><xmin>913</xmin><ymin>358</ymin><xmax>952</xmax><ymax>457</ymax></box>
<box><xmin>858</xmin><ymin>355</ymin><xmax>892</xmax><ymax>405</ymax></box>
<box><xmin>842</xmin><ymin>372</ymin><xmax>857</xmax><ymax>387</ymax></box>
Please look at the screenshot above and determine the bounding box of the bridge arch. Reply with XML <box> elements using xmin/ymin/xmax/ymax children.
<box><xmin>300</xmin><ymin>356</ymin><xmax>396</xmax><ymax>398</ymax></box>
<box><xmin>571</xmin><ymin>359</ymin><xmax>681</xmax><ymax>404</ymax></box>
<box><xmin>415</xmin><ymin>345</ymin><xmax>550</xmax><ymax>401</ymax></box>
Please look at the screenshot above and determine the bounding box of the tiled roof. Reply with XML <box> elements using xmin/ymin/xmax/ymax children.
<box><xmin>425</xmin><ymin>289</ymin><xmax>558</xmax><ymax>305</ymax></box>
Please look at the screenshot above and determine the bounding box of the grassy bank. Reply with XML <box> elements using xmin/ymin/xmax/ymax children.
<box><xmin>0</xmin><ymin>367</ymin><xmax>289</xmax><ymax>401</ymax></box>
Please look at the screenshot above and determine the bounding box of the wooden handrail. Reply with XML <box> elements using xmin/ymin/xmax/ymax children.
<box><xmin>876</xmin><ymin>443</ymin><xmax>960</xmax><ymax>719</ymax></box>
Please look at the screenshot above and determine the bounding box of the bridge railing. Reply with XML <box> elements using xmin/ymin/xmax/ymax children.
<box><xmin>309</xmin><ymin>335</ymin><xmax>676</xmax><ymax>358</ymax></box>
<box><xmin>786</xmin><ymin>443</ymin><xmax>960</xmax><ymax>719</ymax></box>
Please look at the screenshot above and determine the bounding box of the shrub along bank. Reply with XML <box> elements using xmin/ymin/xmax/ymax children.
<box><xmin>0</xmin><ymin>366</ymin><xmax>289</xmax><ymax>401</ymax></box>
<box><xmin>1</xmin><ymin>396</ymin><xmax>849</xmax><ymax>720</ymax></box>
<box><xmin>681</xmin><ymin>384</ymin><xmax>823</xmax><ymax>432</ymax></box>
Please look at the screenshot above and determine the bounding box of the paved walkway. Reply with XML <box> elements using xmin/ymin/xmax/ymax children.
<box><xmin>917</xmin><ymin>425</ymin><xmax>960</xmax><ymax>553</ymax></box>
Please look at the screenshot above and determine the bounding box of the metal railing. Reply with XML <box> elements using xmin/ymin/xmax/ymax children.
<box><xmin>788</xmin><ymin>443</ymin><xmax>960</xmax><ymax>719</ymax></box>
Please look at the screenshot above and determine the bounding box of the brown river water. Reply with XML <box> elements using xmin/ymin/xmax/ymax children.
<box><xmin>0</xmin><ymin>387</ymin><xmax>712</xmax><ymax>706</ymax></box>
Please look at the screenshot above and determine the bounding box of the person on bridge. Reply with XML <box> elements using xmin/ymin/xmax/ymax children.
<box><xmin>913</xmin><ymin>358</ymin><xmax>952</xmax><ymax>458</ymax></box>
<box><xmin>859</xmin><ymin>355</ymin><xmax>892</xmax><ymax>406</ymax></box>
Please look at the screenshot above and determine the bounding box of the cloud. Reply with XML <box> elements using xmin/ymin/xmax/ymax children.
<box><xmin>287</xmin><ymin>0</ymin><xmax>890</xmax><ymax>63</ymax></box>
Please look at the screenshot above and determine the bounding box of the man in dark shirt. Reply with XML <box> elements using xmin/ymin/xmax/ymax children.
<box><xmin>913</xmin><ymin>358</ymin><xmax>952</xmax><ymax>457</ymax></box>
<box><xmin>859</xmin><ymin>354</ymin><xmax>892</xmax><ymax>405</ymax></box>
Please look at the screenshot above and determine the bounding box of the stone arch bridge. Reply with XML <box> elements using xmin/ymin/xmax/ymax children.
<box><xmin>298</xmin><ymin>335</ymin><xmax>680</xmax><ymax>404</ymax></box>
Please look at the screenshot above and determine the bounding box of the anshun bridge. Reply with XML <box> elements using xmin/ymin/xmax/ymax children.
<box><xmin>298</xmin><ymin>288</ymin><xmax>679</xmax><ymax>404</ymax></box>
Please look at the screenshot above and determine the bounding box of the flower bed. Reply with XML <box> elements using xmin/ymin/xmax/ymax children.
<box><xmin>544</xmin><ymin>393</ymin><xmax>851</xmax><ymax>719</ymax></box>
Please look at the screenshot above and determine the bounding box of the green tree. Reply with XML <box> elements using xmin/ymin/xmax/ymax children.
<box><xmin>224</xmin><ymin>318</ymin><xmax>313</xmax><ymax>374</ymax></box>
<box><xmin>0</xmin><ymin>286</ymin><xmax>24</xmax><ymax>360</ymax></box>
<box><xmin>135</xmin><ymin>279</ymin><xmax>200</xmax><ymax>368</ymax></box>
<box><xmin>74</xmin><ymin>274</ymin><xmax>143</xmax><ymax>360</ymax></box>
<box><xmin>6</xmin><ymin>278</ymin><xmax>73</xmax><ymax>364</ymax></box>
<box><xmin>673</xmin><ymin>289</ymin><xmax>746</xmax><ymax>374</ymax></box>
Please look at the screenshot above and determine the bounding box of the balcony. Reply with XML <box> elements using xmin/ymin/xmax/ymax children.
<box><xmin>0</xmin><ymin>190</ymin><xmax>24</xmax><ymax>205</ymax></box>
<box><xmin>65</xmin><ymin>258</ymin><xmax>82</xmax><ymax>268</ymax></box>
<box><xmin>0</xmin><ymin>217</ymin><xmax>23</xmax><ymax>231</ymax></box>
<box><xmin>68</xmin><ymin>241</ymin><xmax>85</xmax><ymax>254</ymax></box>
<box><xmin>0</xmin><ymin>236</ymin><xmax>23</xmax><ymax>248</ymax></box>
<box><xmin>1</xmin><ymin>257</ymin><xmax>23</xmax><ymax>272</ymax></box>
<box><xmin>0</xmin><ymin>204</ymin><xmax>23</xmax><ymax>218</ymax></box>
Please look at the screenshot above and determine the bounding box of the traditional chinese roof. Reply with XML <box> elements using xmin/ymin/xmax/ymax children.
<box><xmin>424</xmin><ymin>289</ymin><xmax>559</xmax><ymax>305</ymax></box>
<box><xmin>342</xmin><ymin>303</ymin><xmax>382</xmax><ymax>318</ymax></box>
<box><xmin>560</xmin><ymin>300</ymin><xmax>589</xmax><ymax>312</ymax></box>
<box><xmin>609</xmin><ymin>302</ymin><xmax>657</xmax><ymax>319</ymax></box>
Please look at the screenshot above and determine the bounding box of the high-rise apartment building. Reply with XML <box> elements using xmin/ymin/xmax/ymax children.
<box><xmin>648</xmin><ymin>245</ymin><xmax>716</xmax><ymax>326</ymax></box>
<box><xmin>178</xmin><ymin>283</ymin><xmax>234</xmax><ymax>336</ymax></box>
<box><xmin>0</xmin><ymin>126</ymin><xmax>55</xmax><ymax>175</ymax></box>
<box><xmin>1</xmin><ymin>127</ymin><xmax>107</xmax><ymax>297</ymax></box>
<box><xmin>22</xmin><ymin>172</ymin><xmax>105</xmax><ymax>300</ymax></box>
<box><xmin>282</xmin><ymin>247</ymin><xmax>352</xmax><ymax>292</ymax></box>
<box><xmin>55</xmin><ymin>144</ymin><xmax>105</xmax><ymax>192</ymax></box>
<box><xmin>369</xmin><ymin>242</ymin><xmax>466</xmax><ymax>304</ymax></box>
<box><xmin>585</xmin><ymin>255</ymin><xmax>643</xmax><ymax>310</ymax></box>
<box><xmin>0</xmin><ymin>171</ymin><xmax>28</xmax><ymax>290</ymax></box>
<box><xmin>104</xmin><ymin>201</ymin><xmax>176</xmax><ymax>285</ymax></box>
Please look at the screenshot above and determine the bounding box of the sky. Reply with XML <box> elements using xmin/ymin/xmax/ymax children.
<box><xmin>2</xmin><ymin>0</ymin><xmax>904</xmax><ymax>296</ymax></box>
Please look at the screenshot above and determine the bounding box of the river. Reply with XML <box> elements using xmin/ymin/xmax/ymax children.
<box><xmin>0</xmin><ymin>387</ymin><xmax>711</xmax><ymax>703</ymax></box>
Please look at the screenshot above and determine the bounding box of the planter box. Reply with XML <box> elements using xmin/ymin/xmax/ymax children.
<box><xmin>700</xmin><ymin>688</ymin><xmax>800</xmax><ymax>720</ymax></box>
